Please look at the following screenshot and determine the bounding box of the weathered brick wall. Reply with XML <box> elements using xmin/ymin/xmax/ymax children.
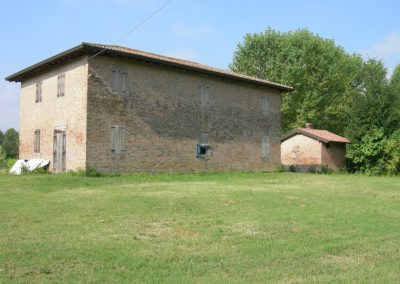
<box><xmin>19</xmin><ymin>57</ymin><xmax>88</xmax><ymax>170</ymax></box>
<box><xmin>281</xmin><ymin>134</ymin><xmax>322</xmax><ymax>170</ymax></box>
<box><xmin>87</xmin><ymin>56</ymin><xmax>282</xmax><ymax>173</ymax></box>
<box><xmin>321</xmin><ymin>142</ymin><xmax>346</xmax><ymax>169</ymax></box>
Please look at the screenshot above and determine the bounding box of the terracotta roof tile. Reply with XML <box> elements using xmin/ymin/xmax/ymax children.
<box><xmin>6</xmin><ymin>43</ymin><xmax>294</xmax><ymax>92</ymax></box>
<box><xmin>282</xmin><ymin>128</ymin><xmax>350</xmax><ymax>143</ymax></box>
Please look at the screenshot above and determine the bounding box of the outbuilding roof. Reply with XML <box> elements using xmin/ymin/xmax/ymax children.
<box><xmin>282</xmin><ymin>128</ymin><xmax>350</xmax><ymax>144</ymax></box>
<box><xmin>5</xmin><ymin>42</ymin><xmax>293</xmax><ymax>92</ymax></box>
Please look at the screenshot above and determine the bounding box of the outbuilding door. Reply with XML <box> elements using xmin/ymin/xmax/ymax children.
<box><xmin>53</xmin><ymin>131</ymin><xmax>66</xmax><ymax>172</ymax></box>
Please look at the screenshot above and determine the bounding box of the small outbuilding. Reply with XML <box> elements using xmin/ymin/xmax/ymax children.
<box><xmin>281</xmin><ymin>123</ymin><xmax>350</xmax><ymax>171</ymax></box>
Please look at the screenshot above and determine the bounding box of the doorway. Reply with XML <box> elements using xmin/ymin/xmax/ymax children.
<box><xmin>53</xmin><ymin>130</ymin><xmax>66</xmax><ymax>172</ymax></box>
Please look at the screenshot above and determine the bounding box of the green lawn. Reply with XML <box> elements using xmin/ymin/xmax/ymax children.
<box><xmin>0</xmin><ymin>172</ymin><xmax>399</xmax><ymax>283</ymax></box>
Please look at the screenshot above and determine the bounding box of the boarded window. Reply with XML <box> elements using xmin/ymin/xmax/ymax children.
<box><xmin>34</xmin><ymin>129</ymin><xmax>40</xmax><ymax>153</ymax></box>
<box><xmin>36</xmin><ymin>81</ymin><xmax>42</xmax><ymax>103</ymax></box>
<box><xmin>261</xmin><ymin>95</ymin><xmax>269</xmax><ymax>115</ymax></box>
<box><xmin>198</xmin><ymin>84</ymin><xmax>210</xmax><ymax>106</ymax></box>
<box><xmin>111</xmin><ymin>125</ymin><xmax>126</xmax><ymax>154</ymax></box>
<box><xmin>112</xmin><ymin>70</ymin><xmax>128</xmax><ymax>94</ymax></box>
<box><xmin>261</xmin><ymin>135</ymin><xmax>270</xmax><ymax>160</ymax></box>
<box><xmin>57</xmin><ymin>74</ymin><xmax>65</xmax><ymax>97</ymax></box>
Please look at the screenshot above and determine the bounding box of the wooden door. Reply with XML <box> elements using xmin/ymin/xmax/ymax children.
<box><xmin>53</xmin><ymin>131</ymin><xmax>66</xmax><ymax>172</ymax></box>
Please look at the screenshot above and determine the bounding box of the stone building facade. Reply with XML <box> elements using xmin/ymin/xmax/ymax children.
<box><xmin>281</xmin><ymin>123</ymin><xmax>350</xmax><ymax>171</ymax></box>
<box><xmin>6</xmin><ymin>43</ymin><xmax>292</xmax><ymax>173</ymax></box>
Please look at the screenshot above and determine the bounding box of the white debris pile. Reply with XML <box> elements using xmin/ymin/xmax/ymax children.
<box><xmin>9</xmin><ymin>159</ymin><xmax>51</xmax><ymax>175</ymax></box>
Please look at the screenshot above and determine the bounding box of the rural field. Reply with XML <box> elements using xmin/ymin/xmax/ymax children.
<box><xmin>0</xmin><ymin>172</ymin><xmax>399</xmax><ymax>283</ymax></box>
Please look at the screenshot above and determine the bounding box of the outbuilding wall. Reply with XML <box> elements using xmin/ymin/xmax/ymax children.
<box><xmin>86</xmin><ymin>56</ymin><xmax>283</xmax><ymax>173</ymax></box>
<box><xmin>281</xmin><ymin>134</ymin><xmax>322</xmax><ymax>171</ymax></box>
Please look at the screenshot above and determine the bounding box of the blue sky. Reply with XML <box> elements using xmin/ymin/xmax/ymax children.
<box><xmin>1</xmin><ymin>0</ymin><xmax>400</xmax><ymax>131</ymax></box>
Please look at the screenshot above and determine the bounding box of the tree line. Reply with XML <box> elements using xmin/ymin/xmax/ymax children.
<box><xmin>230</xmin><ymin>28</ymin><xmax>400</xmax><ymax>175</ymax></box>
<box><xmin>0</xmin><ymin>128</ymin><xmax>19</xmax><ymax>167</ymax></box>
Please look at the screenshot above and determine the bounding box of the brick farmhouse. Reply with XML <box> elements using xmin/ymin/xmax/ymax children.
<box><xmin>6</xmin><ymin>43</ymin><xmax>292</xmax><ymax>173</ymax></box>
<box><xmin>281</xmin><ymin>123</ymin><xmax>350</xmax><ymax>171</ymax></box>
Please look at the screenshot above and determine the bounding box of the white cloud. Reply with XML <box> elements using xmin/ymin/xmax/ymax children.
<box><xmin>173</xmin><ymin>23</ymin><xmax>217</xmax><ymax>39</ymax></box>
<box><xmin>361</xmin><ymin>32</ymin><xmax>400</xmax><ymax>76</ymax></box>
<box><xmin>370</xmin><ymin>33</ymin><xmax>400</xmax><ymax>58</ymax></box>
<box><xmin>166</xmin><ymin>49</ymin><xmax>199</xmax><ymax>61</ymax></box>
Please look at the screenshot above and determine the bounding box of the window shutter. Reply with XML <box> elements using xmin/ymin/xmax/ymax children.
<box><xmin>199</xmin><ymin>84</ymin><xmax>210</xmax><ymax>106</ymax></box>
<box><xmin>121</xmin><ymin>72</ymin><xmax>127</xmax><ymax>93</ymax></box>
<box><xmin>111</xmin><ymin>126</ymin><xmax>117</xmax><ymax>152</ymax></box>
<box><xmin>120</xmin><ymin>126</ymin><xmax>126</xmax><ymax>152</ymax></box>
<box><xmin>112</xmin><ymin>70</ymin><xmax>119</xmax><ymax>91</ymax></box>
<box><xmin>36</xmin><ymin>82</ymin><xmax>42</xmax><ymax>103</ymax></box>
<box><xmin>34</xmin><ymin>130</ymin><xmax>40</xmax><ymax>153</ymax></box>
<box><xmin>261</xmin><ymin>95</ymin><xmax>269</xmax><ymax>115</ymax></box>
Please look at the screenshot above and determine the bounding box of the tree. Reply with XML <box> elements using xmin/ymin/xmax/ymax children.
<box><xmin>0</xmin><ymin>145</ymin><xmax>6</xmax><ymax>168</ymax></box>
<box><xmin>230</xmin><ymin>28</ymin><xmax>362</xmax><ymax>134</ymax></box>
<box><xmin>345</xmin><ymin>59</ymin><xmax>397</xmax><ymax>141</ymax></box>
<box><xmin>3</xmin><ymin>128</ymin><xmax>19</xmax><ymax>159</ymax></box>
<box><xmin>0</xmin><ymin>130</ymin><xmax>4</xmax><ymax>146</ymax></box>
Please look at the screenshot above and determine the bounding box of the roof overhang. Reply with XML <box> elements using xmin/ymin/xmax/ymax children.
<box><xmin>5</xmin><ymin>43</ymin><xmax>293</xmax><ymax>92</ymax></box>
<box><xmin>281</xmin><ymin>129</ymin><xmax>351</xmax><ymax>144</ymax></box>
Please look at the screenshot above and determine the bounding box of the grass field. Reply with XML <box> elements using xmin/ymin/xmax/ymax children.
<box><xmin>0</xmin><ymin>172</ymin><xmax>399</xmax><ymax>283</ymax></box>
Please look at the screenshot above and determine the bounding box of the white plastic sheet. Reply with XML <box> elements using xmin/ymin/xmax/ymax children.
<box><xmin>9</xmin><ymin>159</ymin><xmax>50</xmax><ymax>175</ymax></box>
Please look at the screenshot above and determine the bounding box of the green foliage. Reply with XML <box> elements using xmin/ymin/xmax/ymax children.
<box><xmin>2</xmin><ymin>128</ymin><xmax>19</xmax><ymax>159</ymax></box>
<box><xmin>230</xmin><ymin>28</ymin><xmax>362</xmax><ymax>134</ymax></box>
<box><xmin>0</xmin><ymin>146</ymin><xmax>6</xmax><ymax>169</ymax></box>
<box><xmin>288</xmin><ymin>165</ymin><xmax>297</xmax><ymax>172</ymax></box>
<box><xmin>68</xmin><ymin>165</ymin><xmax>104</xmax><ymax>177</ymax></box>
<box><xmin>347</xmin><ymin>128</ymin><xmax>387</xmax><ymax>175</ymax></box>
<box><xmin>384</xmin><ymin>130</ymin><xmax>400</xmax><ymax>175</ymax></box>
<box><xmin>0</xmin><ymin>130</ymin><xmax>4</xmax><ymax>146</ymax></box>
<box><xmin>231</xmin><ymin>28</ymin><xmax>400</xmax><ymax>175</ymax></box>
<box><xmin>5</xmin><ymin>159</ymin><xmax>17</xmax><ymax>170</ymax></box>
<box><xmin>274</xmin><ymin>165</ymin><xmax>285</xmax><ymax>172</ymax></box>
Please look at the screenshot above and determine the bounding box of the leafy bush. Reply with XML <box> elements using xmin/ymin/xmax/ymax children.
<box><xmin>347</xmin><ymin>128</ymin><xmax>387</xmax><ymax>175</ymax></box>
<box><xmin>274</xmin><ymin>165</ymin><xmax>286</xmax><ymax>173</ymax></box>
<box><xmin>384</xmin><ymin>130</ymin><xmax>400</xmax><ymax>175</ymax></box>
<box><xmin>5</xmin><ymin>159</ymin><xmax>17</xmax><ymax>170</ymax></box>
<box><xmin>288</xmin><ymin>165</ymin><xmax>297</xmax><ymax>173</ymax></box>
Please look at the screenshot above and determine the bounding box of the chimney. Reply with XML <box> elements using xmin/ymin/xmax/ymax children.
<box><xmin>305</xmin><ymin>123</ymin><xmax>313</xmax><ymax>129</ymax></box>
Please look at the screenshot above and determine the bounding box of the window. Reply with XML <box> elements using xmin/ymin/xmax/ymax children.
<box><xmin>34</xmin><ymin>129</ymin><xmax>41</xmax><ymax>153</ymax></box>
<box><xmin>196</xmin><ymin>132</ymin><xmax>211</xmax><ymax>158</ymax></box>
<box><xmin>57</xmin><ymin>74</ymin><xmax>65</xmax><ymax>97</ymax></box>
<box><xmin>261</xmin><ymin>135</ymin><xmax>270</xmax><ymax>160</ymax></box>
<box><xmin>36</xmin><ymin>81</ymin><xmax>42</xmax><ymax>103</ymax></box>
<box><xmin>111</xmin><ymin>125</ymin><xmax>126</xmax><ymax>154</ymax></box>
<box><xmin>198</xmin><ymin>84</ymin><xmax>210</xmax><ymax>106</ymax></box>
<box><xmin>261</xmin><ymin>95</ymin><xmax>269</xmax><ymax>115</ymax></box>
<box><xmin>112</xmin><ymin>70</ymin><xmax>127</xmax><ymax>94</ymax></box>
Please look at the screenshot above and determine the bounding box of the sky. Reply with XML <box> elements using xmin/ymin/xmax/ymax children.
<box><xmin>1</xmin><ymin>0</ymin><xmax>400</xmax><ymax>131</ymax></box>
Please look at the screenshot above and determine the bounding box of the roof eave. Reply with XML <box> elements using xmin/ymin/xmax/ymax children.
<box><xmin>5</xmin><ymin>44</ymin><xmax>86</xmax><ymax>82</ymax></box>
<box><xmin>281</xmin><ymin>129</ymin><xmax>350</xmax><ymax>144</ymax></box>
<box><xmin>5</xmin><ymin>43</ymin><xmax>294</xmax><ymax>92</ymax></box>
